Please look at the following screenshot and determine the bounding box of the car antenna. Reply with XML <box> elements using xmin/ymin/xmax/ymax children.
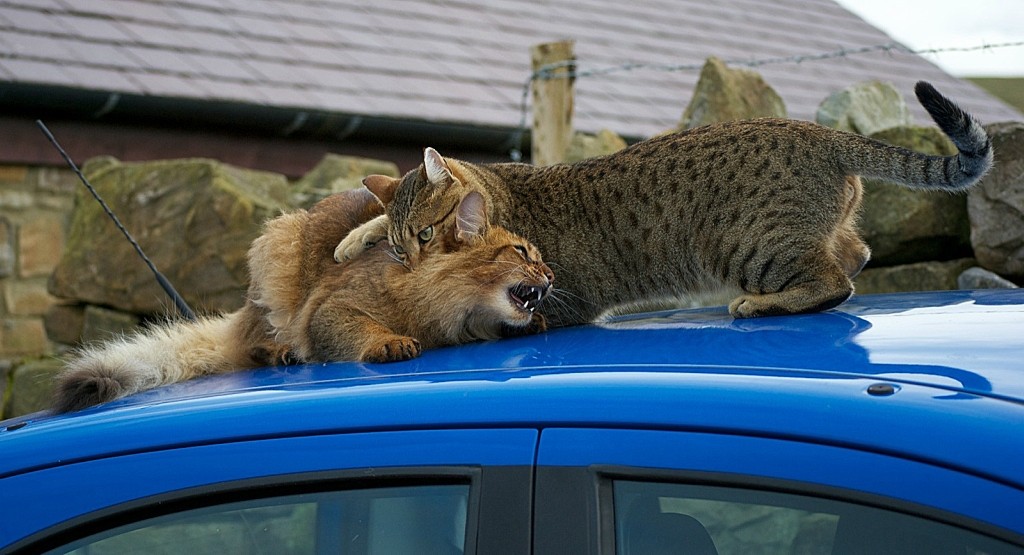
<box><xmin>36</xmin><ymin>120</ymin><xmax>198</xmax><ymax>322</ymax></box>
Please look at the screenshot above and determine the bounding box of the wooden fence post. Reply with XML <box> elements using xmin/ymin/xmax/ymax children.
<box><xmin>530</xmin><ymin>40</ymin><xmax>575</xmax><ymax>166</ymax></box>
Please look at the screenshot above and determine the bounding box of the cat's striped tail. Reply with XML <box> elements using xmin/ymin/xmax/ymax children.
<box><xmin>52</xmin><ymin>312</ymin><xmax>254</xmax><ymax>413</ymax></box>
<box><xmin>843</xmin><ymin>81</ymin><xmax>993</xmax><ymax>191</ymax></box>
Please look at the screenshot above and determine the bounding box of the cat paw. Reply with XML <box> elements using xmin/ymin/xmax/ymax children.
<box><xmin>499</xmin><ymin>313</ymin><xmax>548</xmax><ymax>337</ymax></box>
<box><xmin>334</xmin><ymin>231</ymin><xmax>386</xmax><ymax>262</ymax></box>
<box><xmin>729</xmin><ymin>296</ymin><xmax>774</xmax><ymax>319</ymax></box>
<box><xmin>361</xmin><ymin>336</ymin><xmax>422</xmax><ymax>362</ymax></box>
<box><xmin>526</xmin><ymin>312</ymin><xmax>548</xmax><ymax>334</ymax></box>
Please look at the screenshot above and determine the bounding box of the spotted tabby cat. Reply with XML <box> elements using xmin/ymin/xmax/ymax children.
<box><xmin>336</xmin><ymin>82</ymin><xmax>991</xmax><ymax>326</ymax></box>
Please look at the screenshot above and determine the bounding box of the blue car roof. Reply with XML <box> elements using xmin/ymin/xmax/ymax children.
<box><xmin>2</xmin><ymin>288</ymin><xmax>1023</xmax><ymax>485</ymax></box>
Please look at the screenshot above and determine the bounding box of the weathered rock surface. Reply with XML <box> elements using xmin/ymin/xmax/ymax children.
<box><xmin>859</xmin><ymin>126</ymin><xmax>972</xmax><ymax>266</ymax></box>
<box><xmin>967</xmin><ymin>122</ymin><xmax>1024</xmax><ymax>281</ymax></box>
<box><xmin>855</xmin><ymin>258</ymin><xmax>976</xmax><ymax>295</ymax></box>
<box><xmin>678</xmin><ymin>57</ymin><xmax>786</xmax><ymax>130</ymax></box>
<box><xmin>957</xmin><ymin>266</ymin><xmax>1019</xmax><ymax>289</ymax></box>
<box><xmin>816</xmin><ymin>80</ymin><xmax>913</xmax><ymax>136</ymax></box>
<box><xmin>5</xmin><ymin>358</ymin><xmax>62</xmax><ymax>418</ymax></box>
<box><xmin>48</xmin><ymin>157</ymin><xmax>291</xmax><ymax>315</ymax></box>
<box><xmin>292</xmin><ymin>154</ymin><xmax>400</xmax><ymax>207</ymax></box>
<box><xmin>565</xmin><ymin>129</ymin><xmax>627</xmax><ymax>163</ymax></box>
<box><xmin>43</xmin><ymin>303</ymin><xmax>86</xmax><ymax>345</ymax></box>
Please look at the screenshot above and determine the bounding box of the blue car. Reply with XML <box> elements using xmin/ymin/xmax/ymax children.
<box><xmin>2</xmin><ymin>289</ymin><xmax>1023</xmax><ymax>554</ymax></box>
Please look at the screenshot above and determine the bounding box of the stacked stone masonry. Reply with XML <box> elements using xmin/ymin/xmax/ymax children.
<box><xmin>2</xmin><ymin>69</ymin><xmax>1021</xmax><ymax>418</ymax></box>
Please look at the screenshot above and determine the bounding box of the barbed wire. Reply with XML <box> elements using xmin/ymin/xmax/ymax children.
<box><xmin>509</xmin><ymin>40</ymin><xmax>1024</xmax><ymax>161</ymax></box>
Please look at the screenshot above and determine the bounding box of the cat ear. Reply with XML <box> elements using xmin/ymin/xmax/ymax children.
<box><xmin>362</xmin><ymin>175</ymin><xmax>399</xmax><ymax>206</ymax></box>
<box><xmin>424</xmin><ymin>147</ymin><xmax>455</xmax><ymax>188</ymax></box>
<box><xmin>455</xmin><ymin>190</ymin><xmax>488</xmax><ymax>243</ymax></box>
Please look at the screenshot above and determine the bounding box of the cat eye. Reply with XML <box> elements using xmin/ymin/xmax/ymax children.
<box><xmin>393</xmin><ymin>244</ymin><xmax>406</xmax><ymax>255</ymax></box>
<box><xmin>418</xmin><ymin>226</ymin><xmax>434</xmax><ymax>244</ymax></box>
<box><xmin>513</xmin><ymin>245</ymin><xmax>529</xmax><ymax>259</ymax></box>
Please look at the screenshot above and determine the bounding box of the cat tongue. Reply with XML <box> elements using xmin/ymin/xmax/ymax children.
<box><xmin>510</xmin><ymin>284</ymin><xmax>545</xmax><ymax>311</ymax></box>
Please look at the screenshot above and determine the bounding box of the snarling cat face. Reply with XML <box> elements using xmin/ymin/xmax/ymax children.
<box><xmin>410</xmin><ymin>189</ymin><xmax>554</xmax><ymax>335</ymax></box>
<box><xmin>363</xmin><ymin>148</ymin><xmax>475</xmax><ymax>268</ymax></box>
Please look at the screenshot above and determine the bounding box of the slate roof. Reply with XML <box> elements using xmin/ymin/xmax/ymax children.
<box><xmin>0</xmin><ymin>0</ymin><xmax>1019</xmax><ymax>144</ymax></box>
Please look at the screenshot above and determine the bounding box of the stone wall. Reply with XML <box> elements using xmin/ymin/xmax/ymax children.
<box><xmin>2</xmin><ymin>63</ymin><xmax>1021</xmax><ymax>419</ymax></box>
<box><xmin>0</xmin><ymin>154</ymin><xmax>399</xmax><ymax>419</ymax></box>
<box><xmin>0</xmin><ymin>164</ymin><xmax>76</xmax><ymax>418</ymax></box>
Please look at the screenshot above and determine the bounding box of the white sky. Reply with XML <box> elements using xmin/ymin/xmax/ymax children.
<box><xmin>833</xmin><ymin>0</ymin><xmax>1024</xmax><ymax>76</ymax></box>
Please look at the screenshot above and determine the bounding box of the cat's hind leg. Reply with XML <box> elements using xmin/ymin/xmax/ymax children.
<box><xmin>831</xmin><ymin>176</ymin><xmax>871</xmax><ymax>279</ymax></box>
<box><xmin>728</xmin><ymin>249</ymin><xmax>853</xmax><ymax>318</ymax></box>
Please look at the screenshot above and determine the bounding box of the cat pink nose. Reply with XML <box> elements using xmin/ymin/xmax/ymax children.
<box><xmin>541</xmin><ymin>264</ymin><xmax>554</xmax><ymax>284</ymax></box>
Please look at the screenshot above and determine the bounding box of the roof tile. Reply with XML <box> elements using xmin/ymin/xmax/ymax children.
<box><xmin>132</xmin><ymin>71</ymin><xmax>209</xmax><ymax>97</ymax></box>
<box><xmin>64</xmin><ymin>0</ymin><xmax>174</xmax><ymax>24</ymax></box>
<box><xmin>3</xmin><ymin>30</ymin><xmax>79</xmax><ymax>63</ymax></box>
<box><xmin>0</xmin><ymin>5</ymin><xmax>70</xmax><ymax>33</ymax></box>
<box><xmin>63</xmin><ymin>65</ymin><xmax>139</xmax><ymax>91</ymax></box>
<box><xmin>0</xmin><ymin>0</ymin><xmax>1017</xmax><ymax>139</ymax></box>
<box><xmin>54</xmin><ymin>14</ymin><xmax>133</xmax><ymax>42</ymax></box>
<box><xmin>0</xmin><ymin>57</ymin><xmax>78</xmax><ymax>86</ymax></box>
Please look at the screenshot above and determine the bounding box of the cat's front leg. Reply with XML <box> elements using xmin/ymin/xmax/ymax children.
<box><xmin>361</xmin><ymin>335</ymin><xmax>422</xmax><ymax>362</ymax></box>
<box><xmin>334</xmin><ymin>214</ymin><xmax>390</xmax><ymax>262</ymax></box>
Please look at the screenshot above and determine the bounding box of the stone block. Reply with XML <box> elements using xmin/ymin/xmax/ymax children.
<box><xmin>679</xmin><ymin>56</ymin><xmax>786</xmax><ymax>130</ymax></box>
<box><xmin>565</xmin><ymin>129</ymin><xmax>627</xmax><ymax>163</ymax></box>
<box><xmin>292</xmin><ymin>153</ymin><xmax>400</xmax><ymax>207</ymax></box>
<box><xmin>44</xmin><ymin>303</ymin><xmax>87</xmax><ymax>345</ymax></box>
<box><xmin>860</xmin><ymin>126</ymin><xmax>971</xmax><ymax>266</ymax></box>
<box><xmin>855</xmin><ymin>258</ymin><xmax>976</xmax><ymax>295</ymax></box>
<box><xmin>49</xmin><ymin>158</ymin><xmax>291</xmax><ymax>314</ymax></box>
<box><xmin>0</xmin><ymin>165</ymin><xmax>28</xmax><ymax>184</ymax></box>
<box><xmin>81</xmin><ymin>304</ymin><xmax>141</xmax><ymax>344</ymax></box>
<box><xmin>0</xmin><ymin>190</ymin><xmax>34</xmax><ymax>209</ymax></box>
<box><xmin>957</xmin><ymin>267</ymin><xmax>1019</xmax><ymax>289</ymax></box>
<box><xmin>33</xmin><ymin>166</ymin><xmax>80</xmax><ymax>195</ymax></box>
<box><xmin>816</xmin><ymin>80</ymin><xmax>913</xmax><ymax>136</ymax></box>
<box><xmin>4</xmin><ymin>279</ymin><xmax>57</xmax><ymax>316</ymax></box>
<box><xmin>968</xmin><ymin>122</ymin><xmax>1024</xmax><ymax>281</ymax></box>
<box><xmin>6</xmin><ymin>358</ymin><xmax>62</xmax><ymax>418</ymax></box>
<box><xmin>0</xmin><ymin>216</ymin><xmax>13</xmax><ymax>278</ymax></box>
<box><xmin>18</xmin><ymin>212</ymin><xmax>66</xmax><ymax>278</ymax></box>
<box><xmin>1</xmin><ymin>317</ymin><xmax>50</xmax><ymax>357</ymax></box>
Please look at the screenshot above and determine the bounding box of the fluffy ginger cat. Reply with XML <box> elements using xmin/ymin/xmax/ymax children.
<box><xmin>53</xmin><ymin>188</ymin><xmax>552</xmax><ymax>413</ymax></box>
<box><xmin>336</xmin><ymin>81</ymin><xmax>992</xmax><ymax>326</ymax></box>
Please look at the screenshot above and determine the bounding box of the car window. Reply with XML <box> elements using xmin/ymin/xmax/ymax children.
<box><xmin>613</xmin><ymin>480</ymin><xmax>1019</xmax><ymax>555</ymax></box>
<box><xmin>48</xmin><ymin>484</ymin><xmax>469</xmax><ymax>555</ymax></box>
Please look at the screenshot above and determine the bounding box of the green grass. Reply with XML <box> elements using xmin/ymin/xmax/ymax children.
<box><xmin>966</xmin><ymin>77</ymin><xmax>1024</xmax><ymax>115</ymax></box>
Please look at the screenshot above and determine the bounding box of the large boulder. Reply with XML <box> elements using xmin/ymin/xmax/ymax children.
<box><xmin>678</xmin><ymin>57</ymin><xmax>786</xmax><ymax>130</ymax></box>
<box><xmin>968</xmin><ymin>122</ymin><xmax>1024</xmax><ymax>281</ymax></box>
<box><xmin>291</xmin><ymin>154</ymin><xmax>400</xmax><ymax>208</ymax></box>
<box><xmin>859</xmin><ymin>126</ymin><xmax>972</xmax><ymax>266</ymax></box>
<box><xmin>49</xmin><ymin>157</ymin><xmax>291</xmax><ymax>315</ymax></box>
<box><xmin>816</xmin><ymin>81</ymin><xmax>913</xmax><ymax>136</ymax></box>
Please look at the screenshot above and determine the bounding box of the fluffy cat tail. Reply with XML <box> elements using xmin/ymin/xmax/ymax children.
<box><xmin>843</xmin><ymin>81</ymin><xmax>993</xmax><ymax>191</ymax></box>
<box><xmin>53</xmin><ymin>311</ymin><xmax>252</xmax><ymax>413</ymax></box>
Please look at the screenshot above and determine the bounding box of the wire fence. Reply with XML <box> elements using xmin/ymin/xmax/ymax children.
<box><xmin>510</xmin><ymin>40</ymin><xmax>1024</xmax><ymax>161</ymax></box>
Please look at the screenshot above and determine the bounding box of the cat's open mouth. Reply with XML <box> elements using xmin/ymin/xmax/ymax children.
<box><xmin>508</xmin><ymin>284</ymin><xmax>547</xmax><ymax>313</ymax></box>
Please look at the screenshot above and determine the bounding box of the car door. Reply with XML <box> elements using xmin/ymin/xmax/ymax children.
<box><xmin>1</xmin><ymin>428</ymin><xmax>536</xmax><ymax>555</ymax></box>
<box><xmin>532</xmin><ymin>428</ymin><xmax>1024</xmax><ymax>554</ymax></box>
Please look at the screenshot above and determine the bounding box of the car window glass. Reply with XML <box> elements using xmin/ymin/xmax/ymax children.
<box><xmin>48</xmin><ymin>484</ymin><xmax>469</xmax><ymax>555</ymax></box>
<box><xmin>613</xmin><ymin>480</ymin><xmax>1019</xmax><ymax>555</ymax></box>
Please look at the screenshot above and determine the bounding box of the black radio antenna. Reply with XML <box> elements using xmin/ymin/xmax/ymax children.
<box><xmin>36</xmin><ymin>120</ymin><xmax>197</xmax><ymax>322</ymax></box>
